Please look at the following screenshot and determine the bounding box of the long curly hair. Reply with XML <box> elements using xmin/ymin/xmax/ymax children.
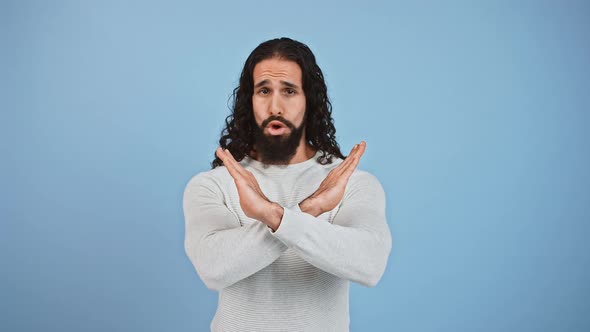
<box><xmin>211</xmin><ymin>37</ymin><xmax>346</xmax><ymax>169</ymax></box>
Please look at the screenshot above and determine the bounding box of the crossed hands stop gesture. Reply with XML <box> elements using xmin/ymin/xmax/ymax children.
<box><xmin>215</xmin><ymin>141</ymin><xmax>366</xmax><ymax>230</ymax></box>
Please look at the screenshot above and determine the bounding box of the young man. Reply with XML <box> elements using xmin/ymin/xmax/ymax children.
<box><xmin>183</xmin><ymin>37</ymin><xmax>392</xmax><ymax>332</ymax></box>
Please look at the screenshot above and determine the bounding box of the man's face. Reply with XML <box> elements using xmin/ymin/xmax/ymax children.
<box><xmin>251</xmin><ymin>57</ymin><xmax>307</xmax><ymax>164</ymax></box>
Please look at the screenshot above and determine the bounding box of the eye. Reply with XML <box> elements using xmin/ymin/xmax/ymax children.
<box><xmin>285</xmin><ymin>88</ymin><xmax>295</xmax><ymax>95</ymax></box>
<box><xmin>258</xmin><ymin>87</ymin><xmax>270</xmax><ymax>95</ymax></box>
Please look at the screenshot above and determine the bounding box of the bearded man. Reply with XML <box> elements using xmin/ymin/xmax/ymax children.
<box><xmin>183</xmin><ymin>37</ymin><xmax>392</xmax><ymax>332</ymax></box>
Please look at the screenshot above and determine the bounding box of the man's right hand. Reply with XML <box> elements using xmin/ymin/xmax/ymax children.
<box><xmin>299</xmin><ymin>141</ymin><xmax>366</xmax><ymax>217</ymax></box>
<box><xmin>215</xmin><ymin>147</ymin><xmax>282</xmax><ymax>228</ymax></box>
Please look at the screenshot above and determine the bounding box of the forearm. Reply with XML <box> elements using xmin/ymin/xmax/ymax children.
<box><xmin>183</xmin><ymin>175</ymin><xmax>288</xmax><ymax>291</ymax></box>
<box><xmin>269</xmin><ymin>204</ymin><xmax>391</xmax><ymax>287</ymax></box>
<box><xmin>268</xmin><ymin>172</ymin><xmax>392</xmax><ymax>287</ymax></box>
<box><xmin>185</xmin><ymin>220</ymin><xmax>287</xmax><ymax>291</ymax></box>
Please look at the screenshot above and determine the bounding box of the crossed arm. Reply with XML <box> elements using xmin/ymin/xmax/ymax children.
<box><xmin>183</xmin><ymin>175</ymin><xmax>289</xmax><ymax>291</ymax></box>
<box><xmin>184</xmin><ymin>142</ymin><xmax>392</xmax><ymax>290</ymax></box>
<box><xmin>215</xmin><ymin>142</ymin><xmax>368</xmax><ymax>230</ymax></box>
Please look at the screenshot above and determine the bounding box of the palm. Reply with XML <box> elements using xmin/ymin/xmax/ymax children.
<box><xmin>215</xmin><ymin>147</ymin><xmax>271</xmax><ymax>221</ymax></box>
<box><xmin>235</xmin><ymin>178</ymin><xmax>269</xmax><ymax>218</ymax></box>
<box><xmin>312</xmin><ymin>172</ymin><xmax>347</xmax><ymax>210</ymax></box>
<box><xmin>307</xmin><ymin>142</ymin><xmax>366</xmax><ymax>214</ymax></box>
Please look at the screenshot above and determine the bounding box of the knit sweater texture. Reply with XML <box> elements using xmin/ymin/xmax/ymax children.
<box><xmin>183</xmin><ymin>150</ymin><xmax>392</xmax><ymax>332</ymax></box>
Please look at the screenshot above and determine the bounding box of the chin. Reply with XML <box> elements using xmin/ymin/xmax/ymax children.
<box><xmin>266</xmin><ymin>133</ymin><xmax>289</xmax><ymax>140</ymax></box>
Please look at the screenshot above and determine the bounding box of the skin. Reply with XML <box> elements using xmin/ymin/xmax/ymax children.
<box><xmin>215</xmin><ymin>57</ymin><xmax>366</xmax><ymax>231</ymax></box>
<box><xmin>250</xmin><ymin>57</ymin><xmax>315</xmax><ymax>163</ymax></box>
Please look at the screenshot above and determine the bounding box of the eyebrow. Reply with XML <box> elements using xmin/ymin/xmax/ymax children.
<box><xmin>254</xmin><ymin>79</ymin><xmax>300</xmax><ymax>89</ymax></box>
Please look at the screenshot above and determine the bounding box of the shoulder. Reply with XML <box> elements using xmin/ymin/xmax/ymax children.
<box><xmin>183</xmin><ymin>166</ymin><xmax>231</xmax><ymax>197</ymax></box>
<box><xmin>338</xmin><ymin>169</ymin><xmax>387</xmax><ymax>210</ymax></box>
<box><xmin>349</xmin><ymin>169</ymin><xmax>385</xmax><ymax>192</ymax></box>
<box><xmin>339</xmin><ymin>169</ymin><xmax>386</xmax><ymax>205</ymax></box>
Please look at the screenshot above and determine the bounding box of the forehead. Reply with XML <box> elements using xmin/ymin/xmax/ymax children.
<box><xmin>252</xmin><ymin>58</ymin><xmax>302</xmax><ymax>85</ymax></box>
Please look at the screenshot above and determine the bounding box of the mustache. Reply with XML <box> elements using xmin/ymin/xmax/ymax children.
<box><xmin>260</xmin><ymin>115</ymin><xmax>296</xmax><ymax>130</ymax></box>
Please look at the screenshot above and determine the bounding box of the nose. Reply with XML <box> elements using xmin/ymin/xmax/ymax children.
<box><xmin>269</xmin><ymin>93</ymin><xmax>283</xmax><ymax>116</ymax></box>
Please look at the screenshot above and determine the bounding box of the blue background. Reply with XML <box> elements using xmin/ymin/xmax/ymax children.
<box><xmin>2</xmin><ymin>0</ymin><xmax>589</xmax><ymax>331</ymax></box>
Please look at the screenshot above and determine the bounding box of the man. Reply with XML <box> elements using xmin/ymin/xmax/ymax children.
<box><xmin>183</xmin><ymin>37</ymin><xmax>392</xmax><ymax>332</ymax></box>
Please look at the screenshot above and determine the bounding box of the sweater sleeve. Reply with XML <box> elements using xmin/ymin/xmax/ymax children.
<box><xmin>183</xmin><ymin>172</ymin><xmax>288</xmax><ymax>291</ymax></box>
<box><xmin>268</xmin><ymin>171</ymin><xmax>392</xmax><ymax>287</ymax></box>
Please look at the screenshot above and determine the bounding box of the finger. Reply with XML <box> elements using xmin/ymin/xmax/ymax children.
<box><xmin>346</xmin><ymin>141</ymin><xmax>366</xmax><ymax>165</ymax></box>
<box><xmin>217</xmin><ymin>148</ymin><xmax>242</xmax><ymax>173</ymax></box>
<box><xmin>222</xmin><ymin>150</ymin><xmax>266</xmax><ymax>198</ymax></box>
<box><xmin>336</xmin><ymin>142</ymin><xmax>363</xmax><ymax>174</ymax></box>
<box><xmin>222</xmin><ymin>148</ymin><xmax>251</xmax><ymax>178</ymax></box>
<box><xmin>221</xmin><ymin>149</ymin><xmax>258</xmax><ymax>190</ymax></box>
<box><xmin>342</xmin><ymin>142</ymin><xmax>366</xmax><ymax>177</ymax></box>
<box><xmin>351</xmin><ymin>141</ymin><xmax>366</xmax><ymax>158</ymax></box>
<box><xmin>216</xmin><ymin>147</ymin><xmax>237</xmax><ymax>176</ymax></box>
<box><xmin>217</xmin><ymin>147</ymin><xmax>244</xmax><ymax>180</ymax></box>
<box><xmin>216</xmin><ymin>147</ymin><xmax>229</xmax><ymax>166</ymax></box>
<box><xmin>354</xmin><ymin>141</ymin><xmax>366</xmax><ymax>159</ymax></box>
<box><xmin>335</xmin><ymin>144</ymin><xmax>359</xmax><ymax>172</ymax></box>
<box><xmin>215</xmin><ymin>146</ymin><xmax>228</xmax><ymax>162</ymax></box>
<box><xmin>348</xmin><ymin>141</ymin><xmax>366</xmax><ymax>166</ymax></box>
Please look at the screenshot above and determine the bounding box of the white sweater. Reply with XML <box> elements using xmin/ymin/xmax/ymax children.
<box><xmin>183</xmin><ymin>150</ymin><xmax>392</xmax><ymax>332</ymax></box>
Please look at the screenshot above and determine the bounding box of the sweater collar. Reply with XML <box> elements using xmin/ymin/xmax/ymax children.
<box><xmin>240</xmin><ymin>149</ymin><xmax>323</xmax><ymax>172</ymax></box>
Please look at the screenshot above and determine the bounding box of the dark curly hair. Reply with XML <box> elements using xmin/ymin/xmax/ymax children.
<box><xmin>211</xmin><ymin>37</ymin><xmax>346</xmax><ymax>169</ymax></box>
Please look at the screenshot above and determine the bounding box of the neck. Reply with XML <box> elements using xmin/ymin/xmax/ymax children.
<box><xmin>289</xmin><ymin>142</ymin><xmax>317</xmax><ymax>164</ymax></box>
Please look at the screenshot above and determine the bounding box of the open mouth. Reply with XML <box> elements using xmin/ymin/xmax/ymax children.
<box><xmin>267</xmin><ymin>120</ymin><xmax>288</xmax><ymax>135</ymax></box>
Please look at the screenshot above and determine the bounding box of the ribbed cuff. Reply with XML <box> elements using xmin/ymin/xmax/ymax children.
<box><xmin>267</xmin><ymin>204</ymin><xmax>306</xmax><ymax>246</ymax></box>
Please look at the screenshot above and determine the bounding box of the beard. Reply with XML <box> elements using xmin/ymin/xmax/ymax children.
<box><xmin>252</xmin><ymin>115</ymin><xmax>306</xmax><ymax>165</ymax></box>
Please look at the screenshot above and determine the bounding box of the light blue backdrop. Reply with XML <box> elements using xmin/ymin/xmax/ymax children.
<box><xmin>2</xmin><ymin>0</ymin><xmax>589</xmax><ymax>331</ymax></box>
